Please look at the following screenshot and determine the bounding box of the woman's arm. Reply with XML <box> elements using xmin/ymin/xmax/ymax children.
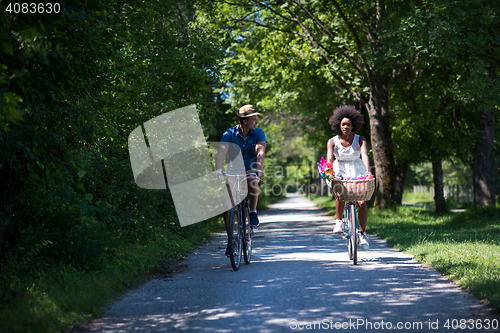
<box><xmin>326</xmin><ymin>138</ymin><xmax>335</xmax><ymax>165</ymax></box>
<box><xmin>359</xmin><ymin>136</ymin><xmax>371</xmax><ymax>175</ymax></box>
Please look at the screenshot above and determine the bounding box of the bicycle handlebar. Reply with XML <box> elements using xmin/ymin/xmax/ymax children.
<box><xmin>219</xmin><ymin>171</ymin><xmax>262</xmax><ymax>182</ymax></box>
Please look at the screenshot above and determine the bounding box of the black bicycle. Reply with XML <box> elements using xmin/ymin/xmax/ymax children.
<box><xmin>224</xmin><ymin>172</ymin><xmax>261</xmax><ymax>271</ymax></box>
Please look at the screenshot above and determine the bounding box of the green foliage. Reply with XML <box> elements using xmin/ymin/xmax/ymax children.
<box><xmin>391</xmin><ymin>0</ymin><xmax>500</xmax><ymax>166</ymax></box>
<box><xmin>407</xmin><ymin>159</ymin><xmax>473</xmax><ymax>187</ymax></box>
<box><xmin>0</xmin><ymin>0</ymin><xmax>228</xmax><ymax>319</ymax></box>
<box><xmin>212</xmin><ymin>2</ymin><xmax>351</xmax><ymax>186</ymax></box>
<box><xmin>0</xmin><ymin>0</ymin><xmax>498</xmax><ymax>328</ymax></box>
<box><xmin>0</xmin><ymin>217</ymin><xmax>223</xmax><ymax>333</ymax></box>
<box><xmin>401</xmin><ymin>190</ymin><xmax>435</xmax><ymax>206</ymax></box>
<box><xmin>213</xmin><ymin>0</ymin><xmax>499</xmax><ymax>208</ymax></box>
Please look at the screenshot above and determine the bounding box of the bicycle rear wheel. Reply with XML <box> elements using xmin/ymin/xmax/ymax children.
<box><xmin>242</xmin><ymin>203</ymin><xmax>252</xmax><ymax>264</ymax></box>
<box><xmin>350</xmin><ymin>204</ymin><xmax>357</xmax><ymax>265</ymax></box>
<box><xmin>228</xmin><ymin>206</ymin><xmax>242</xmax><ymax>271</ymax></box>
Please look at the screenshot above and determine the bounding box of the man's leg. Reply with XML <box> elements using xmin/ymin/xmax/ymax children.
<box><xmin>223</xmin><ymin>180</ymin><xmax>234</xmax><ymax>257</ymax></box>
<box><xmin>248</xmin><ymin>176</ymin><xmax>260</xmax><ymax>226</ymax></box>
<box><xmin>224</xmin><ymin>209</ymin><xmax>231</xmax><ymax>256</ymax></box>
<box><xmin>248</xmin><ymin>177</ymin><xmax>259</xmax><ymax>210</ymax></box>
<box><xmin>224</xmin><ymin>210</ymin><xmax>231</xmax><ymax>236</ymax></box>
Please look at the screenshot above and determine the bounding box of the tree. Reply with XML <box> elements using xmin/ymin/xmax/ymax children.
<box><xmin>0</xmin><ymin>0</ymin><xmax>225</xmax><ymax>277</ymax></box>
<box><xmin>214</xmin><ymin>17</ymin><xmax>350</xmax><ymax>183</ymax></box>
<box><xmin>390</xmin><ymin>56</ymin><xmax>479</xmax><ymax>211</ymax></box>
<box><xmin>216</xmin><ymin>0</ymin><xmax>424</xmax><ymax>208</ymax></box>
<box><xmin>398</xmin><ymin>0</ymin><xmax>500</xmax><ymax>206</ymax></box>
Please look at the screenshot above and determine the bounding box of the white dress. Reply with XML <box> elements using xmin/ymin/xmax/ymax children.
<box><xmin>332</xmin><ymin>134</ymin><xmax>366</xmax><ymax>178</ymax></box>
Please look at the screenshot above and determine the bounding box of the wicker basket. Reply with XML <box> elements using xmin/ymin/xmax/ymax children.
<box><xmin>328</xmin><ymin>178</ymin><xmax>376</xmax><ymax>202</ymax></box>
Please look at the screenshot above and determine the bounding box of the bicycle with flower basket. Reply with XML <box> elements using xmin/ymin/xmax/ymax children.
<box><xmin>317</xmin><ymin>158</ymin><xmax>375</xmax><ymax>265</ymax></box>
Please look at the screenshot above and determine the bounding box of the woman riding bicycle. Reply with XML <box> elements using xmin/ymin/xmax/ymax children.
<box><xmin>326</xmin><ymin>105</ymin><xmax>371</xmax><ymax>251</ymax></box>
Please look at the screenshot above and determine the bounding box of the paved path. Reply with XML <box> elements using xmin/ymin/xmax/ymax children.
<box><xmin>82</xmin><ymin>193</ymin><xmax>493</xmax><ymax>333</ymax></box>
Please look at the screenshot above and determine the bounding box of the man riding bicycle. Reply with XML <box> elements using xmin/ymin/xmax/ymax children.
<box><xmin>214</xmin><ymin>105</ymin><xmax>267</xmax><ymax>257</ymax></box>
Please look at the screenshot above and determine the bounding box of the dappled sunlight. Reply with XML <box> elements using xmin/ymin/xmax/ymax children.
<box><xmin>83</xmin><ymin>194</ymin><xmax>488</xmax><ymax>332</ymax></box>
<box><xmin>259</xmin><ymin>214</ymin><xmax>332</xmax><ymax>223</ymax></box>
<box><xmin>257</xmin><ymin>251</ymin><xmax>346</xmax><ymax>262</ymax></box>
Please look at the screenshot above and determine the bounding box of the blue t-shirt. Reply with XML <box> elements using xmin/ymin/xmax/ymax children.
<box><xmin>221</xmin><ymin>125</ymin><xmax>266</xmax><ymax>171</ymax></box>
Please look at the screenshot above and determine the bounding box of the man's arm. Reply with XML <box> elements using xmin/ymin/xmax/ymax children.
<box><xmin>214</xmin><ymin>144</ymin><xmax>229</xmax><ymax>177</ymax></box>
<box><xmin>254</xmin><ymin>141</ymin><xmax>266</xmax><ymax>177</ymax></box>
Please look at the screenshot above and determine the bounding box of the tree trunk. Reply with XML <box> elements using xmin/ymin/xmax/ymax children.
<box><xmin>432</xmin><ymin>151</ymin><xmax>446</xmax><ymax>212</ymax></box>
<box><xmin>367</xmin><ymin>75</ymin><xmax>395</xmax><ymax>209</ymax></box>
<box><xmin>393</xmin><ymin>159</ymin><xmax>409</xmax><ymax>205</ymax></box>
<box><xmin>473</xmin><ymin>107</ymin><xmax>495</xmax><ymax>206</ymax></box>
<box><xmin>473</xmin><ymin>66</ymin><xmax>496</xmax><ymax>206</ymax></box>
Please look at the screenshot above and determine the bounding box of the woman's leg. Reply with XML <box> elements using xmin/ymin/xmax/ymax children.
<box><xmin>333</xmin><ymin>198</ymin><xmax>345</xmax><ymax>233</ymax></box>
<box><xmin>356</xmin><ymin>201</ymin><xmax>369</xmax><ymax>250</ymax></box>
<box><xmin>335</xmin><ymin>200</ymin><xmax>345</xmax><ymax>220</ymax></box>
<box><xmin>357</xmin><ymin>201</ymin><xmax>367</xmax><ymax>232</ymax></box>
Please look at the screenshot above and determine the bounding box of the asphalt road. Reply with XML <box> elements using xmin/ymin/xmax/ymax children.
<box><xmin>81</xmin><ymin>193</ymin><xmax>495</xmax><ymax>333</ymax></box>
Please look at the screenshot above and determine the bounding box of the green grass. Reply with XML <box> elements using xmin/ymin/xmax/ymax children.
<box><xmin>311</xmin><ymin>195</ymin><xmax>500</xmax><ymax>314</ymax></box>
<box><xmin>402</xmin><ymin>191</ymin><xmax>435</xmax><ymax>205</ymax></box>
<box><xmin>0</xmin><ymin>218</ymin><xmax>224</xmax><ymax>333</ymax></box>
<box><xmin>402</xmin><ymin>189</ymin><xmax>477</xmax><ymax>210</ymax></box>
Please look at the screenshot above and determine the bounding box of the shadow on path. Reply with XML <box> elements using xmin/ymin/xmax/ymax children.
<box><xmin>81</xmin><ymin>193</ymin><xmax>492</xmax><ymax>333</ymax></box>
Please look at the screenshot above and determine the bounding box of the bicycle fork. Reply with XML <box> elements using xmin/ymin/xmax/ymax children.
<box><xmin>341</xmin><ymin>204</ymin><xmax>358</xmax><ymax>242</ymax></box>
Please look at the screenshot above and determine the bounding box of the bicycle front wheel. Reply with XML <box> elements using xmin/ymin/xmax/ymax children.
<box><xmin>228</xmin><ymin>206</ymin><xmax>242</xmax><ymax>271</ymax></box>
<box><xmin>346</xmin><ymin>206</ymin><xmax>353</xmax><ymax>260</ymax></box>
<box><xmin>243</xmin><ymin>203</ymin><xmax>252</xmax><ymax>264</ymax></box>
<box><xmin>350</xmin><ymin>204</ymin><xmax>357</xmax><ymax>265</ymax></box>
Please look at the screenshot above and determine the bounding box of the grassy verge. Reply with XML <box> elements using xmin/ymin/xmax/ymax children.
<box><xmin>0</xmin><ymin>218</ymin><xmax>224</xmax><ymax>333</ymax></box>
<box><xmin>0</xmin><ymin>188</ymin><xmax>281</xmax><ymax>333</ymax></box>
<box><xmin>310</xmin><ymin>194</ymin><xmax>500</xmax><ymax>314</ymax></box>
<box><xmin>402</xmin><ymin>189</ymin><xmax>477</xmax><ymax>210</ymax></box>
<box><xmin>401</xmin><ymin>191</ymin><xmax>435</xmax><ymax>206</ymax></box>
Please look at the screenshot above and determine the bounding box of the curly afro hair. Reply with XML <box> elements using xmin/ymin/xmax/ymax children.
<box><xmin>329</xmin><ymin>105</ymin><xmax>365</xmax><ymax>133</ymax></box>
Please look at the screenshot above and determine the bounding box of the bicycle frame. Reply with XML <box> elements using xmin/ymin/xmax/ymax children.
<box><xmin>225</xmin><ymin>173</ymin><xmax>252</xmax><ymax>205</ymax></box>
<box><xmin>223</xmin><ymin>172</ymin><xmax>260</xmax><ymax>270</ymax></box>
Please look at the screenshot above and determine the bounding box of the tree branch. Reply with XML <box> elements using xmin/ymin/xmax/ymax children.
<box><xmin>253</xmin><ymin>0</ymin><xmax>299</xmax><ymax>25</ymax></box>
<box><xmin>329</xmin><ymin>0</ymin><xmax>363</xmax><ymax>51</ymax></box>
<box><xmin>350</xmin><ymin>3</ymin><xmax>378</xmax><ymax>48</ymax></box>
<box><xmin>226</xmin><ymin>17</ymin><xmax>302</xmax><ymax>35</ymax></box>
<box><xmin>291</xmin><ymin>0</ymin><xmax>367</xmax><ymax>79</ymax></box>
<box><xmin>295</xmin><ymin>18</ymin><xmax>366</xmax><ymax>107</ymax></box>
<box><xmin>251</xmin><ymin>1</ymin><xmax>366</xmax><ymax>81</ymax></box>
<box><xmin>387</xmin><ymin>57</ymin><xmax>401</xmax><ymax>91</ymax></box>
<box><xmin>328</xmin><ymin>0</ymin><xmax>373</xmax><ymax>81</ymax></box>
<box><xmin>221</xmin><ymin>0</ymin><xmax>368</xmax><ymax>107</ymax></box>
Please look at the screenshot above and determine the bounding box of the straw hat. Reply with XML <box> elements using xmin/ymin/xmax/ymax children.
<box><xmin>237</xmin><ymin>104</ymin><xmax>261</xmax><ymax>117</ymax></box>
